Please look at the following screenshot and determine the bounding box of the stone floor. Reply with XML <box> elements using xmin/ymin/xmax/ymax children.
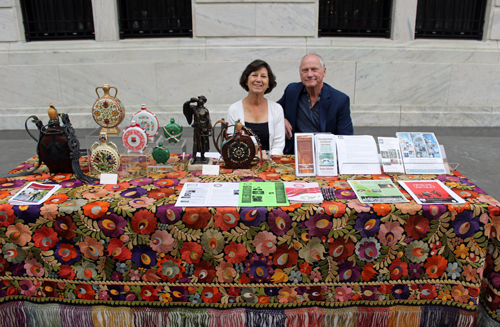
<box><xmin>1</xmin><ymin>126</ymin><xmax>499</xmax><ymax>200</ymax></box>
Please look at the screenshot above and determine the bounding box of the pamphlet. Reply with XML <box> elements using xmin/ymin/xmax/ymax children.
<box><xmin>348</xmin><ymin>180</ymin><xmax>408</xmax><ymax>203</ymax></box>
<box><xmin>377</xmin><ymin>137</ymin><xmax>405</xmax><ymax>174</ymax></box>
<box><xmin>239</xmin><ymin>182</ymin><xmax>289</xmax><ymax>207</ymax></box>
<box><xmin>284</xmin><ymin>182</ymin><xmax>323</xmax><ymax>203</ymax></box>
<box><xmin>314</xmin><ymin>134</ymin><xmax>337</xmax><ymax>176</ymax></box>
<box><xmin>175</xmin><ymin>183</ymin><xmax>239</xmax><ymax>207</ymax></box>
<box><xmin>295</xmin><ymin>133</ymin><xmax>316</xmax><ymax>176</ymax></box>
<box><xmin>336</xmin><ymin>135</ymin><xmax>381</xmax><ymax>175</ymax></box>
<box><xmin>9</xmin><ymin>182</ymin><xmax>62</xmax><ymax>206</ymax></box>
<box><xmin>396</xmin><ymin>132</ymin><xmax>446</xmax><ymax>174</ymax></box>
<box><xmin>398</xmin><ymin>180</ymin><xmax>465</xmax><ymax>205</ymax></box>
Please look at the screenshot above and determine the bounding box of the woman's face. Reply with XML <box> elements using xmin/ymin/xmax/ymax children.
<box><xmin>247</xmin><ymin>67</ymin><xmax>269</xmax><ymax>95</ymax></box>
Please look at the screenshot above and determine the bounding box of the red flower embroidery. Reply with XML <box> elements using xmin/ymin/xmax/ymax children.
<box><xmin>131</xmin><ymin>209</ymin><xmax>157</xmax><ymax>235</ymax></box>
<box><xmin>183</xmin><ymin>208</ymin><xmax>210</xmax><ymax>229</ymax></box>
<box><xmin>33</xmin><ymin>227</ymin><xmax>58</xmax><ymax>250</ymax></box>
<box><xmin>180</xmin><ymin>242</ymin><xmax>203</xmax><ymax>264</ymax></box>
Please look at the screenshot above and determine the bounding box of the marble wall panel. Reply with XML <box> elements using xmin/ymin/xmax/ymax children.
<box><xmin>255</xmin><ymin>4</ymin><xmax>316</xmax><ymax>36</ymax></box>
<box><xmin>0</xmin><ymin>65</ymin><xmax>63</xmax><ymax>110</ymax></box>
<box><xmin>58</xmin><ymin>63</ymin><xmax>158</xmax><ymax>108</ymax></box>
<box><xmin>351</xmin><ymin>105</ymin><xmax>401</xmax><ymax>127</ymax></box>
<box><xmin>206</xmin><ymin>45</ymin><xmax>305</xmax><ymax>63</ymax></box>
<box><xmin>322</xmin><ymin>61</ymin><xmax>356</xmax><ymax>102</ymax></box>
<box><xmin>0</xmin><ymin>8</ymin><xmax>17</xmax><ymax>41</ymax></box>
<box><xmin>9</xmin><ymin>48</ymin><xmax>181</xmax><ymax>65</ymax></box>
<box><xmin>355</xmin><ymin>62</ymin><xmax>452</xmax><ymax>105</ymax></box>
<box><xmin>0</xmin><ymin>0</ymin><xmax>11</xmax><ymax>7</ymax></box>
<box><xmin>157</xmin><ymin>61</ymin><xmax>248</xmax><ymax>107</ymax></box>
<box><xmin>492</xmin><ymin>107</ymin><xmax>500</xmax><ymax>127</ymax></box>
<box><xmin>195</xmin><ymin>4</ymin><xmax>256</xmax><ymax>37</ymax></box>
<box><xmin>448</xmin><ymin>64</ymin><xmax>500</xmax><ymax>106</ymax></box>
<box><xmin>308</xmin><ymin>44</ymin><xmax>499</xmax><ymax>64</ymax></box>
<box><xmin>400</xmin><ymin>106</ymin><xmax>492</xmax><ymax>126</ymax></box>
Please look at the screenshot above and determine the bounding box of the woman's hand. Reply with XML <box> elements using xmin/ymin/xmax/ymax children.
<box><xmin>285</xmin><ymin>118</ymin><xmax>293</xmax><ymax>139</ymax></box>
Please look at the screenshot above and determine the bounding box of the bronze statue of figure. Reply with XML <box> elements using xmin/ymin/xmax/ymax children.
<box><xmin>183</xmin><ymin>96</ymin><xmax>212</xmax><ymax>164</ymax></box>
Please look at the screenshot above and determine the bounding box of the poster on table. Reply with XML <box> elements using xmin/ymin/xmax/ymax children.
<box><xmin>348</xmin><ymin>180</ymin><xmax>408</xmax><ymax>204</ymax></box>
<box><xmin>396</xmin><ymin>132</ymin><xmax>446</xmax><ymax>174</ymax></box>
<box><xmin>398</xmin><ymin>180</ymin><xmax>465</xmax><ymax>205</ymax></box>
<box><xmin>238</xmin><ymin>182</ymin><xmax>289</xmax><ymax>207</ymax></box>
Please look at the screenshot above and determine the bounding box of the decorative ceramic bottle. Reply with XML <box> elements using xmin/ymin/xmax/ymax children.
<box><xmin>121</xmin><ymin>120</ymin><xmax>149</xmax><ymax>153</ymax></box>
<box><xmin>163</xmin><ymin>118</ymin><xmax>183</xmax><ymax>143</ymax></box>
<box><xmin>131</xmin><ymin>104</ymin><xmax>159</xmax><ymax>141</ymax></box>
<box><xmin>90</xmin><ymin>132</ymin><xmax>121</xmax><ymax>173</ymax></box>
<box><xmin>92</xmin><ymin>84</ymin><xmax>125</xmax><ymax>134</ymax></box>
<box><xmin>152</xmin><ymin>142</ymin><xmax>170</xmax><ymax>164</ymax></box>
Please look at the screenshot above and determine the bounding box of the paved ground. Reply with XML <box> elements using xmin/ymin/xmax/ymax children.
<box><xmin>1</xmin><ymin>126</ymin><xmax>499</xmax><ymax>200</ymax></box>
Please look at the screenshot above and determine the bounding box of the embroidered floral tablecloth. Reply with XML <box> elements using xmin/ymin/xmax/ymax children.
<box><xmin>0</xmin><ymin>155</ymin><xmax>500</xmax><ymax>327</ymax></box>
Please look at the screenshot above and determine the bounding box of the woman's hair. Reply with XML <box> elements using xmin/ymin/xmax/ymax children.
<box><xmin>239</xmin><ymin>60</ymin><xmax>277</xmax><ymax>94</ymax></box>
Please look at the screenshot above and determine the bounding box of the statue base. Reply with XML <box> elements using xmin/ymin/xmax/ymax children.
<box><xmin>187</xmin><ymin>157</ymin><xmax>214</xmax><ymax>171</ymax></box>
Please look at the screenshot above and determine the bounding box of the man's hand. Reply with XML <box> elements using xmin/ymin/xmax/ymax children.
<box><xmin>285</xmin><ymin>119</ymin><xmax>293</xmax><ymax>139</ymax></box>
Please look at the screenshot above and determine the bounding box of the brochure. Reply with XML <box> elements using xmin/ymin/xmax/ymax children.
<box><xmin>396</xmin><ymin>132</ymin><xmax>446</xmax><ymax>174</ymax></box>
<box><xmin>314</xmin><ymin>134</ymin><xmax>337</xmax><ymax>176</ymax></box>
<box><xmin>175</xmin><ymin>183</ymin><xmax>239</xmax><ymax>207</ymax></box>
<box><xmin>9</xmin><ymin>182</ymin><xmax>62</xmax><ymax>206</ymax></box>
<box><xmin>295</xmin><ymin>133</ymin><xmax>316</xmax><ymax>176</ymax></box>
<box><xmin>284</xmin><ymin>182</ymin><xmax>323</xmax><ymax>203</ymax></box>
<box><xmin>348</xmin><ymin>180</ymin><xmax>408</xmax><ymax>204</ymax></box>
<box><xmin>336</xmin><ymin>135</ymin><xmax>381</xmax><ymax>175</ymax></box>
<box><xmin>239</xmin><ymin>182</ymin><xmax>289</xmax><ymax>207</ymax></box>
<box><xmin>377</xmin><ymin>137</ymin><xmax>405</xmax><ymax>174</ymax></box>
<box><xmin>398</xmin><ymin>180</ymin><xmax>466</xmax><ymax>205</ymax></box>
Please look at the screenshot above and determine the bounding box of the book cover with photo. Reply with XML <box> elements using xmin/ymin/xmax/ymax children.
<box><xmin>9</xmin><ymin>182</ymin><xmax>61</xmax><ymax>205</ymax></box>
<box><xmin>398</xmin><ymin>180</ymin><xmax>465</xmax><ymax>205</ymax></box>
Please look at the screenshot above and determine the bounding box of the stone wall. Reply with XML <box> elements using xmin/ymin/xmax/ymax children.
<box><xmin>0</xmin><ymin>0</ymin><xmax>499</xmax><ymax>129</ymax></box>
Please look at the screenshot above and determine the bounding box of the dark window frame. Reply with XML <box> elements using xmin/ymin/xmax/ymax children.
<box><xmin>318</xmin><ymin>0</ymin><xmax>393</xmax><ymax>38</ymax></box>
<box><xmin>20</xmin><ymin>0</ymin><xmax>95</xmax><ymax>42</ymax></box>
<box><xmin>117</xmin><ymin>0</ymin><xmax>192</xmax><ymax>39</ymax></box>
<box><xmin>415</xmin><ymin>0</ymin><xmax>487</xmax><ymax>40</ymax></box>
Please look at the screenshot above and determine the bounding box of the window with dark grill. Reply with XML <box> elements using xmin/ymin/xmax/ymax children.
<box><xmin>415</xmin><ymin>0</ymin><xmax>487</xmax><ymax>40</ymax></box>
<box><xmin>117</xmin><ymin>0</ymin><xmax>192</xmax><ymax>38</ymax></box>
<box><xmin>318</xmin><ymin>0</ymin><xmax>393</xmax><ymax>38</ymax></box>
<box><xmin>20</xmin><ymin>0</ymin><xmax>95</xmax><ymax>41</ymax></box>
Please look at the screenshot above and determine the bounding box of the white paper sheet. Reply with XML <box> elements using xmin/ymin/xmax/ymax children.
<box><xmin>336</xmin><ymin>135</ymin><xmax>381</xmax><ymax>174</ymax></box>
<box><xmin>175</xmin><ymin>182</ymin><xmax>239</xmax><ymax>207</ymax></box>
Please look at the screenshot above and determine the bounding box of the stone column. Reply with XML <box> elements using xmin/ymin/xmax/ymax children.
<box><xmin>485</xmin><ymin>0</ymin><xmax>500</xmax><ymax>40</ymax></box>
<box><xmin>390</xmin><ymin>0</ymin><xmax>418</xmax><ymax>41</ymax></box>
<box><xmin>91</xmin><ymin>0</ymin><xmax>120</xmax><ymax>41</ymax></box>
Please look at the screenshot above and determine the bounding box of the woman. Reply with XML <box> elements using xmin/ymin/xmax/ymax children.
<box><xmin>227</xmin><ymin>60</ymin><xmax>285</xmax><ymax>156</ymax></box>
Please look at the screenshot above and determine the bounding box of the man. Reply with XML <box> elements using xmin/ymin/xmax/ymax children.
<box><xmin>277</xmin><ymin>53</ymin><xmax>353</xmax><ymax>154</ymax></box>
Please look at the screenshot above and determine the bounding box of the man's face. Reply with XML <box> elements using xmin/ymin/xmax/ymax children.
<box><xmin>300</xmin><ymin>55</ymin><xmax>326</xmax><ymax>89</ymax></box>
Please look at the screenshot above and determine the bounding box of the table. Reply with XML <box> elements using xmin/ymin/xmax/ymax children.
<box><xmin>0</xmin><ymin>154</ymin><xmax>499</xmax><ymax>327</ymax></box>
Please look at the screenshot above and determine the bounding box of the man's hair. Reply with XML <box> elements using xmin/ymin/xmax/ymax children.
<box><xmin>300</xmin><ymin>53</ymin><xmax>325</xmax><ymax>70</ymax></box>
<box><xmin>239</xmin><ymin>60</ymin><xmax>277</xmax><ymax>94</ymax></box>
